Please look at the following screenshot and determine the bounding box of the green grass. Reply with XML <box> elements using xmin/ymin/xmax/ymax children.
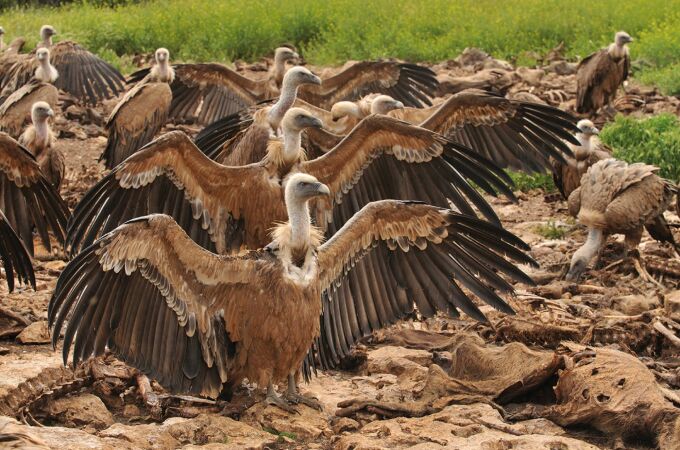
<box><xmin>507</xmin><ymin>170</ymin><xmax>556</xmax><ymax>193</ymax></box>
<box><xmin>1</xmin><ymin>0</ymin><xmax>680</xmax><ymax>92</ymax></box>
<box><xmin>600</xmin><ymin>114</ymin><xmax>680</xmax><ymax>182</ymax></box>
<box><xmin>533</xmin><ymin>221</ymin><xmax>571</xmax><ymax>239</ymax></box>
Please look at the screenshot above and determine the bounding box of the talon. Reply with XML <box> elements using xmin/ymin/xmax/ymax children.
<box><xmin>266</xmin><ymin>392</ymin><xmax>300</xmax><ymax>414</ymax></box>
<box><xmin>285</xmin><ymin>392</ymin><xmax>323</xmax><ymax>411</ymax></box>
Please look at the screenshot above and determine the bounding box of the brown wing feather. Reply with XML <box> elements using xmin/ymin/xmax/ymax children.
<box><xmin>51</xmin><ymin>214</ymin><xmax>270</xmax><ymax>398</ymax></box>
<box><xmin>576</xmin><ymin>49</ymin><xmax>625</xmax><ymax>114</ymax></box>
<box><xmin>49</xmin><ymin>41</ymin><xmax>125</xmax><ymax>105</ymax></box>
<box><xmin>0</xmin><ymin>132</ymin><xmax>69</xmax><ymax>254</ymax></box>
<box><xmin>0</xmin><ymin>80</ymin><xmax>59</xmax><ymax>136</ymax></box>
<box><xmin>67</xmin><ymin>131</ymin><xmax>281</xmax><ymax>255</ymax></box>
<box><xmin>101</xmin><ymin>80</ymin><xmax>172</xmax><ymax>169</ymax></box>
<box><xmin>168</xmin><ymin>63</ymin><xmax>268</xmax><ymax>124</ymax></box>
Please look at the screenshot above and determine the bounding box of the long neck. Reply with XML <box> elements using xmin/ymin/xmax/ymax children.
<box><xmin>152</xmin><ymin>60</ymin><xmax>174</xmax><ymax>82</ymax></box>
<box><xmin>608</xmin><ymin>42</ymin><xmax>626</xmax><ymax>59</ymax></box>
<box><xmin>286</xmin><ymin>198</ymin><xmax>311</xmax><ymax>250</ymax></box>
<box><xmin>576</xmin><ymin>133</ymin><xmax>592</xmax><ymax>150</ymax></box>
<box><xmin>576</xmin><ymin>229</ymin><xmax>605</xmax><ymax>263</ymax></box>
<box><xmin>282</xmin><ymin>127</ymin><xmax>302</xmax><ymax>162</ymax></box>
<box><xmin>268</xmin><ymin>78</ymin><xmax>298</xmax><ymax>130</ymax></box>
<box><xmin>274</xmin><ymin>57</ymin><xmax>287</xmax><ymax>86</ymax></box>
<box><xmin>41</xmin><ymin>35</ymin><xmax>52</xmax><ymax>47</ymax></box>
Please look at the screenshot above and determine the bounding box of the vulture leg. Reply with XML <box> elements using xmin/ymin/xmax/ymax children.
<box><xmin>266</xmin><ymin>382</ymin><xmax>298</xmax><ymax>414</ymax></box>
<box><xmin>285</xmin><ymin>373</ymin><xmax>322</xmax><ymax>411</ymax></box>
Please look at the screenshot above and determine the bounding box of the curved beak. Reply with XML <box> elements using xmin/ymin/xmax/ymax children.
<box><xmin>304</xmin><ymin>116</ymin><xmax>324</xmax><ymax>129</ymax></box>
<box><xmin>315</xmin><ymin>182</ymin><xmax>331</xmax><ymax>197</ymax></box>
<box><xmin>308</xmin><ymin>73</ymin><xmax>322</xmax><ymax>86</ymax></box>
<box><xmin>590</xmin><ymin>127</ymin><xmax>599</xmax><ymax>135</ymax></box>
<box><xmin>393</xmin><ymin>100</ymin><xmax>405</xmax><ymax>110</ymax></box>
<box><xmin>47</xmin><ymin>109</ymin><xmax>54</xmax><ymax>117</ymax></box>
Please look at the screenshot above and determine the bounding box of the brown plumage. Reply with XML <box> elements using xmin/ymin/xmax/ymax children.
<box><xmin>551</xmin><ymin>119</ymin><xmax>612</xmax><ymax>200</ymax></box>
<box><xmin>1</xmin><ymin>25</ymin><xmax>124</xmax><ymax>105</ymax></box>
<box><xmin>566</xmin><ymin>159</ymin><xmax>678</xmax><ymax>281</ymax></box>
<box><xmin>329</xmin><ymin>88</ymin><xmax>580</xmax><ymax>173</ymax></box>
<box><xmin>0</xmin><ymin>36</ymin><xmax>25</xmax><ymax>80</ymax></box>
<box><xmin>0</xmin><ymin>209</ymin><xmax>35</xmax><ymax>292</ymax></box>
<box><xmin>51</xmin><ymin>172</ymin><xmax>534</xmax><ymax>404</ymax></box>
<box><xmin>0</xmin><ymin>79</ymin><xmax>59</xmax><ymax>137</ymax></box>
<box><xmin>128</xmin><ymin>53</ymin><xmax>437</xmax><ymax>126</ymax></box>
<box><xmin>18</xmin><ymin>102</ymin><xmax>64</xmax><ymax>192</ymax></box>
<box><xmin>0</xmin><ymin>132</ymin><xmax>70</xmax><ymax>255</ymax></box>
<box><xmin>100</xmin><ymin>48</ymin><xmax>174</xmax><ymax>169</ymax></box>
<box><xmin>576</xmin><ymin>31</ymin><xmax>633</xmax><ymax>114</ymax></box>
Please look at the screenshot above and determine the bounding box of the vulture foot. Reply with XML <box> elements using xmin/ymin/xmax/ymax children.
<box><xmin>284</xmin><ymin>392</ymin><xmax>323</xmax><ymax>411</ymax></box>
<box><xmin>266</xmin><ymin>383</ymin><xmax>300</xmax><ymax>414</ymax></box>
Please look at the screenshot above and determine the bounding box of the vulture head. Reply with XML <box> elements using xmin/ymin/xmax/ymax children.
<box><xmin>281</xmin><ymin>107</ymin><xmax>324</xmax><ymax>133</ymax></box>
<box><xmin>36</xmin><ymin>48</ymin><xmax>50</xmax><ymax>62</ymax></box>
<box><xmin>331</xmin><ymin>101</ymin><xmax>360</xmax><ymax>121</ymax></box>
<box><xmin>275</xmin><ymin>47</ymin><xmax>299</xmax><ymax>65</ymax></box>
<box><xmin>614</xmin><ymin>31</ymin><xmax>633</xmax><ymax>47</ymax></box>
<box><xmin>285</xmin><ymin>173</ymin><xmax>331</xmax><ymax>205</ymax></box>
<box><xmin>283</xmin><ymin>66</ymin><xmax>321</xmax><ymax>89</ymax></box>
<box><xmin>576</xmin><ymin>119</ymin><xmax>599</xmax><ymax>137</ymax></box>
<box><xmin>31</xmin><ymin>101</ymin><xmax>54</xmax><ymax>124</ymax></box>
<box><xmin>40</xmin><ymin>25</ymin><xmax>57</xmax><ymax>44</ymax></box>
<box><xmin>155</xmin><ymin>47</ymin><xmax>170</xmax><ymax>64</ymax></box>
<box><xmin>35</xmin><ymin>48</ymin><xmax>58</xmax><ymax>82</ymax></box>
<box><xmin>370</xmin><ymin>95</ymin><xmax>404</xmax><ymax>115</ymax></box>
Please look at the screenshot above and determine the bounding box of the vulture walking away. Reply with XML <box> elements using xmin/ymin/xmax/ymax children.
<box><xmin>551</xmin><ymin>119</ymin><xmax>612</xmax><ymax>201</ymax></box>
<box><xmin>566</xmin><ymin>159</ymin><xmax>679</xmax><ymax>283</ymax></box>
<box><xmin>0</xmin><ymin>132</ymin><xmax>70</xmax><ymax>256</ymax></box>
<box><xmin>1</xmin><ymin>25</ymin><xmax>125</xmax><ymax>105</ymax></box>
<box><xmin>18</xmin><ymin>102</ymin><xmax>64</xmax><ymax>192</ymax></box>
<box><xmin>576</xmin><ymin>31</ymin><xmax>633</xmax><ymax>115</ymax></box>
<box><xmin>128</xmin><ymin>52</ymin><xmax>437</xmax><ymax>126</ymax></box>
<box><xmin>0</xmin><ymin>209</ymin><xmax>35</xmax><ymax>292</ymax></box>
<box><xmin>50</xmin><ymin>173</ymin><xmax>535</xmax><ymax>409</ymax></box>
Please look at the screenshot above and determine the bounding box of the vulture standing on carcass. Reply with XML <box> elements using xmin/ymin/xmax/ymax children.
<box><xmin>0</xmin><ymin>209</ymin><xmax>35</xmax><ymax>292</ymax></box>
<box><xmin>0</xmin><ymin>25</ymin><xmax>125</xmax><ymax>105</ymax></box>
<box><xmin>566</xmin><ymin>159</ymin><xmax>679</xmax><ymax>283</ymax></box>
<box><xmin>18</xmin><ymin>102</ymin><xmax>64</xmax><ymax>192</ymax></box>
<box><xmin>99</xmin><ymin>48</ymin><xmax>174</xmax><ymax>169</ymax></box>
<box><xmin>0</xmin><ymin>132</ymin><xmax>70</xmax><ymax>257</ymax></box>
<box><xmin>50</xmin><ymin>173</ymin><xmax>535</xmax><ymax>408</ymax></box>
<box><xmin>551</xmin><ymin>119</ymin><xmax>611</xmax><ymax>200</ymax></box>
<box><xmin>0</xmin><ymin>79</ymin><xmax>59</xmax><ymax>136</ymax></box>
<box><xmin>317</xmin><ymin>88</ymin><xmax>580</xmax><ymax>173</ymax></box>
<box><xmin>127</xmin><ymin>50</ymin><xmax>437</xmax><ymax>126</ymax></box>
<box><xmin>576</xmin><ymin>31</ymin><xmax>633</xmax><ymax>115</ymax></box>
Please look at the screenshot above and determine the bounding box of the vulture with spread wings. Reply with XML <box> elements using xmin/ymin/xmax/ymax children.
<box><xmin>0</xmin><ymin>79</ymin><xmax>59</xmax><ymax>137</ymax></box>
<box><xmin>0</xmin><ymin>132</ymin><xmax>70</xmax><ymax>256</ymax></box>
<box><xmin>51</xmin><ymin>173</ymin><xmax>535</xmax><ymax>409</ymax></box>
<box><xmin>1</xmin><ymin>25</ymin><xmax>125</xmax><ymax>105</ymax></box>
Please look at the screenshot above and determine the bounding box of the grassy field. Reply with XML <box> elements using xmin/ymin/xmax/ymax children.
<box><xmin>1</xmin><ymin>0</ymin><xmax>680</xmax><ymax>92</ymax></box>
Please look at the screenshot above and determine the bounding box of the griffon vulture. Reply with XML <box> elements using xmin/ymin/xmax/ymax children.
<box><xmin>319</xmin><ymin>89</ymin><xmax>580</xmax><ymax>173</ymax></box>
<box><xmin>576</xmin><ymin>31</ymin><xmax>633</xmax><ymax>115</ymax></box>
<box><xmin>0</xmin><ymin>209</ymin><xmax>35</xmax><ymax>292</ymax></box>
<box><xmin>0</xmin><ymin>33</ymin><xmax>25</xmax><ymax>80</ymax></box>
<box><xmin>127</xmin><ymin>52</ymin><xmax>437</xmax><ymax>126</ymax></box>
<box><xmin>1</xmin><ymin>25</ymin><xmax>125</xmax><ymax>105</ymax></box>
<box><xmin>0</xmin><ymin>132</ymin><xmax>70</xmax><ymax>255</ymax></box>
<box><xmin>51</xmin><ymin>173</ymin><xmax>535</xmax><ymax>408</ymax></box>
<box><xmin>99</xmin><ymin>48</ymin><xmax>174</xmax><ymax>169</ymax></box>
<box><xmin>67</xmin><ymin>107</ymin><xmax>511</xmax><ymax>255</ymax></box>
<box><xmin>0</xmin><ymin>79</ymin><xmax>59</xmax><ymax>136</ymax></box>
<box><xmin>18</xmin><ymin>102</ymin><xmax>64</xmax><ymax>191</ymax></box>
<box><xmin>566</xmin><ymin>159</ymin><xmax>678</xmax><ymax>282</ymax></box>
<box><xmin>551</xmin><ymin>119</ymin><xmax>611</xmax><ymax>200</ymax></box>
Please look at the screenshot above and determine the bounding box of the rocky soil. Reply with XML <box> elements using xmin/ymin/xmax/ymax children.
<box><xmin>1</xmin><ymin>46</ymin><xmax>679</xmax><ymax>449</ymax></box>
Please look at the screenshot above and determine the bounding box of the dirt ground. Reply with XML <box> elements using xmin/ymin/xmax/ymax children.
<box><xmin>1</xmin><ymin>47</ymin><xmax>680</xmax><ymax>449</ymax></box>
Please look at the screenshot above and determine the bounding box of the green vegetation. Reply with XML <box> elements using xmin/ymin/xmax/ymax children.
<box><xmin>263</xmin><ymin>427</ymin><xmax>297</xmax><ymax>442</ymax></box>
<box><xmin>534</xmin><ymin>220</ymin><xmax>571</xmax><ymax>240</ymax></box>
<box><xmin>507</xmin><ymin>170</ymin><xmax>556</xmax><ymax>193</ymax></box>
<box><xmin>600</xmin><ymin>114</ymin><xmax>680</xmax><ymax>182</ymax></box>
<box><xmin>1</xmin><ymin>0</ymin><xmax>680</xmax><ymax>91</ymax></box>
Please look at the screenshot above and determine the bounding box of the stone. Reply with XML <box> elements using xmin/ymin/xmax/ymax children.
<box><xmin>45</xmin><ymin>393</ymin><xmax>114</xmax><ymax>430</ymax></box>
<box><xmin>332</xmin><ymin>417</ymin><xmax>360</xmax><ymax>434</ymax></box>
<box><xmin>16</xmin><ymin>320</ymin><xmax>50</xmax><ymax>344</ymax></box>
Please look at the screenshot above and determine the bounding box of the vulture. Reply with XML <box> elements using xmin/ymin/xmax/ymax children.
<box><xmin>566</xmin><ymin>159</ymin><xmax>679</xmax><ymax>282</ymax></box>
<box><xmin>68</xmin><ymin>107</ymin><xmax>512</xmax><ymax>255</ymax></box>
<box><xmin>328</xmin><ymin>94</ymin><xmax>405</xmax><ymax>134</ymax></box>
<box><xmin>1</xmin><ymin>25</ymin><xmax>125</xmax><ymax>105</ymax></box>
<box><xmin>50</xmin><ymin>173</ymin><xmax>535</xmax><ymax>408</ymax></box>
<box><xmin>127</xmin><ymin>53</ymin><xmax>437</xmax><ymax>126</ymax></box>
<box><xmin>0</xmin><ymin>79</ymin><xmax>59</xmax><ymax>137</ymax></box>
<box><xmin>99</xmin><ymin>48</ymin><xmax>174</xmax><ymax>169</ymax></box>
<box><xmin>317</xmin><ymin>89</ymin><xmax>581</xmax><ymax>173</ymax></box>
<box><xmin>0</xmin><ymin>48</ymin><xmax>57</xmax><ymax>102</ymax></box>
<box><xmin>551</xmin><ymin>119</ymin><xmax>612</xmax><ymax>200</ymax></box>
<box><xmin>0</xmin><ymin>34</ymin><xmax>25</xmax><ymax>80</ymax></box>
<box><xmin>0</xmin><ymin>132</ymin><xmax>70</xmax><ymax>256</ymax></box>
<box><xmin>0</xmin><ymin>209</ymin><xmax>35</xmax><ymax>292</ymax></box>
<box><xmin>126</xmin><ymin>46</ymin><xmax>300</xmax><ymax>125</ymax></box>
<box><xmin>18</xmin><ymin>102</ymin><xmax>64</xmax><ymax>192</ymax></box>
<box><xmin>576</xmin><ymin>31</ymin><xmax>633</xmax><ymax>115</ymax></box>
